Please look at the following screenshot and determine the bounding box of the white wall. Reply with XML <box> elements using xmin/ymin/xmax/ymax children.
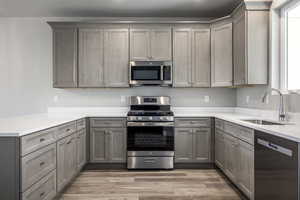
<box><xmin>0</xmin><ymin>18</ymin><xmax>236</xmax><ymax>118</ymax></box>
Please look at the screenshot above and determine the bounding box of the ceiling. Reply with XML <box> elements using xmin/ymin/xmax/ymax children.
<box><xmin>0</xmin><ymin>0</ymin><xmax>241</xmax><ymax>18</ymax></box>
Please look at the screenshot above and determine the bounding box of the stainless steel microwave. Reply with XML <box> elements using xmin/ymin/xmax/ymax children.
<box><xmin>129</xmin><ymin>61</ymin><xmax>172</xmax><ymax>86</ymax></box>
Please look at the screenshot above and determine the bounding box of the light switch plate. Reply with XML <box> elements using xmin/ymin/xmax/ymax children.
<box><xmin>246</xmin><ymin>96</ymin><xmax>250</xmax><ymax>104</ymax></box>
<box><xmin>204</xmin><ymin>96</ymin><xmax>210</xmax><ymax>103</ymax></box>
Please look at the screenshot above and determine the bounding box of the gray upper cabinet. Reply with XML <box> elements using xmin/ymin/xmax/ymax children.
<box><xmin>130</xmin><ymin>25</ymin><xmax>172</xmax><ymax>61</ymax></box>
<box><xmin>104</xmin><ymin>28</ymin><xmax>129</xmax><ymax>87</ymax></box>
<box><xmin>130</xmin><ymin>28</ymin><xmax>150</xmax><ymax>61</ymax></box>
<box><xmin>192</xmin><ymin>28</ymin><xmax>211</xmax><ymax>87</ymax></box>
<box><xmin>233</xmin><ymin>6</ymin><xmax>269</xmax><ymax>86</ymax></box>
<box><xmin>211</xmin><ymin>21</ymin><xmax>233</xmax><ymax>87</ymax></box>
<box><xmin>173</xmin><ymin>26</ymin><xmax>211</xmax><ymax>88</ymax></box>
<box><xmin>151</xmin><ymin>28</ymin><xmax>172</xmax><ymax>60</ymax></box>
<box><xmin>78</xmin><ymin>28</ymin><xmax>104</xmax><ymax>87</ymax></box>
<box><xmin>52</xmin><ymin>27</ymin><xmax>78</xmax><ymax>88</ymax></box>
<box><xmin>173</xmin><ymin>28</ymin><xmax>192</xmax><ymax>87</ymax></box>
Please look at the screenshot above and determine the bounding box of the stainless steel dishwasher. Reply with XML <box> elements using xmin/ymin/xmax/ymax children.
<box><xmin>255</xmin><ymin>130</ymin><xmax>299</xmax><ymax>200</ymax></box>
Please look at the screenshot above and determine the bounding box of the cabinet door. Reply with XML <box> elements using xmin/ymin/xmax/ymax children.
<box><xmin>192</xmin><ymin>29</ymin><xmax>211</xmax><ymax>87</ymax></box>
<box><xmin>107</xmin><ymin>128</ymin><xmax>127</xmax><ymax>163</ymax></box>
<box><xmin>151</xmin><ymin>28</ymin><xmax>172</xmax><ymax>61</ymax></box>
<box><xmin>78</xmin><ymin>28</ymin><xmax>104</xmax><ymax>87</ymax></box>
<box><xmin>193</xmin><ymin>128</ymin><xmax>211</xmax><ymax>163</ymax></box>
<box><xmin>233</xmin><ymin>11</ymin><xmax>246</xmax><ymax>86</ymax></box>
<box><xmin>65</xmin><ymin>135</ymin><xmax>77</xmax><ymax>184</ymax></box>
<box><xmin>173</xmin><ymin>29</ymin><xmax>192</xmax><ymax>87</ymax></box>
<box><xmin>237</xmin><ymin>140</ymin><xmax>254</xmax><ymax>199</ymax></box>
<box><xmin>211</xmin><ymin>23</ymin><xmax>233</xmax><ymax>87</ymax></box>
<box><xmin>215</xmin><ymin>129</ymin><xmax>225</xmax><ymax>169</ymax></box>
<box><xmin>130</xmin><ymin>29</ymin><xmax>150</xmax><ymax>60</ymax></box>
<box><xmin>90</xmin><ymin>128</ymin><xmax>107</xmax><ymax>162</ymax></box>
<box><xmin>104</xmin><ymin>29</ymin><xmax>129</xmax><ymax>87</ymax></box>
<box><xmin>57</xmin><ymin>134</ymin><xmax>76</xmax><ymax>192</ymax></box>
<box><xmin>57</xmin><ymin>136</ymin><xmax>68</xmax><ymax>192</ymax></box>
<box><xmin>224</xmin><ymin>134</ymin><xmax>238</xmax><ymax>183</ymax></box>
<box><xmin>175</xmin><ymin>128</ymin><xmax>194</xmax><ymax>163</ymax></box>
<box><xmin>53</xmin><ymin>27</ymin><xmax>77</xmax><ymax>88</ymax></box>
<box><xmin>76</xmin><ymin>129</ymin><xmax>86</xmax><ymax>170</ymax></box>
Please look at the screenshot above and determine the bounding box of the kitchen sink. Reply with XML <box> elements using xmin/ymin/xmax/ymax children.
<box><xmin>242</xmin><ymin>119</ymin><xmax>288</xmax><ymax>125</ymax></box>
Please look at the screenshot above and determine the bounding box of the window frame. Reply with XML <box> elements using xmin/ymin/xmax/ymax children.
<box><xmin>280</xmin><ymin>0</ymin><xmax>300</xmax><ymax>93</ymax></box>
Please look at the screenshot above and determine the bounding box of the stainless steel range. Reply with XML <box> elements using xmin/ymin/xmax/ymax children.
<box><xmin>127</xmin><ymin>96</ymin><xmax>174</xmax><ymax>169</ymax></box>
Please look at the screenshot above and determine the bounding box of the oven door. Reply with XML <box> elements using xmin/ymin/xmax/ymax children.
<box><xmin>127</xmin><ymin>122</ymin><xmax>174</xmax><ymax>152</ymax></box>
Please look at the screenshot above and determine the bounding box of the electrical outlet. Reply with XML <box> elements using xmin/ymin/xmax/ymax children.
<box><xmin>204</xmin><ymin>96</ymin><xmax>210</xmax><ymax>103</ymax></box>
<box><xmin>246</xmin><ymin>96</ymin><xmax>250</xmax><ymax>104</ymax></box>
<box><xmin>121</xmin><ymin>96</ymin><xmax>127</xmax><ymax>104</ymax></box>
<box><xmin>53</xmin><ymin>96</ymin><xmax>58</xmax><ymax>103</ymax></box>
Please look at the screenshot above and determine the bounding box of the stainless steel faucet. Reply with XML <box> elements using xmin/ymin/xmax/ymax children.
<box><xmin>262</xmin><ymin>88</ymin><xmax>286</xmax><ymax>121</ymax></box>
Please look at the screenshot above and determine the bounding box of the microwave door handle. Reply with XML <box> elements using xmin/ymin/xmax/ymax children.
<box><xmin>161</xmin><ymin>65</ymin><xmax>164</xmax><ymax>81</ymax></box>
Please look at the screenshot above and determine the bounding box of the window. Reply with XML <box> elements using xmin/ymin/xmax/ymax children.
<box><xmin>281</xmin><ymin>0</ymin><xmax>300</xmax><ymax>91</ymax></box>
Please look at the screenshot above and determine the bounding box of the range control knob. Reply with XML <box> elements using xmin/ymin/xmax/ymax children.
<box><xmin>160</xmin><ymin>117</ymin><xmax>165</xmax><ymax>121</ymax></box>
<box><xmin>149</xmin><ymin>117</ymin><xmax>153</xmax><ymax>120</ymax></box>
<box><xmin>138</xmin><ymin>117</ymin><xmax>143</xmax><ymax>121</ymax></box>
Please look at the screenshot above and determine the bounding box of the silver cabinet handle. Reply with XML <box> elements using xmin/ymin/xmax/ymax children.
<box><xmin>40</xmin><ymin>138</ymin><xmax>45</xmax><ymax>142</ymax></box>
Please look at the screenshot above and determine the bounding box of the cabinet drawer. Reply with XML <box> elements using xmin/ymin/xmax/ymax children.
<box><xmin>21</xmin><ymin>127</ymin><xmax>57</xmax><ymax>156</ymax></box>
<box><xmin>238</xmin><ymin>126</ymin><xmax>254</xmax><ymax>145</ymax></box>
<box><xmin>90</xmin><ymin>118</ymin><xmax>126</xmax><ymax>128</ymax></box>
<box><xmin>76</xmin><ymin>118</ymin><xmax>86</xmax><ymax>131</ymax></box>
<box><xmin>56</xmin><ymin>121</ymin><xmax>76</xmax><ymax>140</ymax></box>
<box><xmin>22</xmin><ymin>144</ymin><xmax>56</xmax><ymax>192</ymax></box>
<box><xmin>224</xmin><ymin>122</ymin><xmax>239</xmax><ymax>137</ymax></box>
<box><xmin>215</xmin><ymin>119</ymin><xmax>224</xmax><ymax>130</ymax></box>
<box><xmin>22</xmin><ymin>170</ymin><xmax>56</xmax><ymax>200</ymax></box>
<box><xmin>175</xmin><ymin>118</ymin><xmax>211</xmax><ymax>128</ymax></box>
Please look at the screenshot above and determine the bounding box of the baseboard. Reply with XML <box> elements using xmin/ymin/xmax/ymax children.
<box><xmin>174</xmin><ymin>163</ymin><xmax>215</xmax><ymax>169</ymax></box>
<box><xmin>84</xmin><ymin>163</ymin><xmax>127</xmax><ymax>170</ymax></box>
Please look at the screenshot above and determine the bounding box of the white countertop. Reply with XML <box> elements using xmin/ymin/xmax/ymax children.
<box><xmin>0</xmin><ymin>107</ymin><xmax>300</xmax><ymax>143</ymax></box>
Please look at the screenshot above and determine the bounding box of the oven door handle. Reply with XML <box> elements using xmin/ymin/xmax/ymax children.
<box><xmin>127</xmin><ymin>122</ymin><xmax>174</xmax><ymax>127</ymax></box>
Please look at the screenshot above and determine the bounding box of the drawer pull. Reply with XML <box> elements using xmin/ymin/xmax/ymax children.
<box><xmin>40</xmin><ymin>138</ymin><xmax>45</xmax><ymax>142</ymax></box>
<box><xmin>67</xmin><ymin>140</ymin><xmax>72</xmax><ymax>145</ymax></box>
<box><xmin>66</xmin><ymin>128</ymin><xmax>71</xmax><ymax>132</ymax></box>
<box><xmin>40</xmin><ymin>162</ymin><xmax>45</xmax><ymax>166</ymax></box>
<box><xmin>40</xmin><ymin>192</ymin><xmax>45</xmax><ymax>197</ymax></box>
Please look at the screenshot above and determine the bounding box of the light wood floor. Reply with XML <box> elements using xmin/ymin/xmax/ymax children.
<box><xmin>60</xmin><ymin>169</ymin><xmax>245</xmax><ymax>200</ymax></box>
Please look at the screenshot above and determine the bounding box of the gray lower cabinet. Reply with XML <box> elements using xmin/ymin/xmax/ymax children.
<box><xmin>215</xmin><ymin>119</ymin><xmax>254</xmax><ymax>200</ymax></box>
<box><xmin>223</xmin><ymin>133</ymin><xmax>238</xmax><ymax>183</ymax></box>
<box><xmin>215</xmin><ymin>129</ymin><xmax>225</xmax><ymax>169</ymax></box>
<box><xmin>211</xmin><ymin>21</ymin><xmax>233</xmax><ymax>87</ymax></box>
<box><xmin>175</xmin><ymin>128</ymin><xmax>194</xmax><ymax>162</ymax></box>
<box><xmin>90</xmin><ymin>127</ymin><xmax>127</xmax><ymax>163</ymax></box>
<box><xmin>52</xmin><ymin>27</ymin><xmax>78</xmax><ymax>88</ymax></box>
<box><xmin>175</xmin><ymin>118</ymin><xmax>212</xmax><ymax>163</ymax></box>
<box><xmin>57</xmin><ymin>134</ymin><xmax>77</xmax><ymax>192</ymax></box>
<box><xmin>76</xmin><ymin>129</ymin><xmax>87</xmax><ymax>171</ymax></box>
<box><xmin>237</xmin><ymin>140</ymin><xmax>254</xmax><ymax>200</ymax></box>
<box><xmin>22</xmin><ymin>170</ymin><xmax>57</xmax><ymax>200</ymax></box>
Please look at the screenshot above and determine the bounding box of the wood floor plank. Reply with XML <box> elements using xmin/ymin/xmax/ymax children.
<box><xmin>61</xmin><ymin>169</ymin><xmax>244</xmax><ymax>200</ymax></box>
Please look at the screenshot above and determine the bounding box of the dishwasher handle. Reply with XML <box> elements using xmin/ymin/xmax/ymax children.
<box><xmin>257</xmin><ymin>138</ymin><xmax>293</xmax><ymax>157</ymax></box>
